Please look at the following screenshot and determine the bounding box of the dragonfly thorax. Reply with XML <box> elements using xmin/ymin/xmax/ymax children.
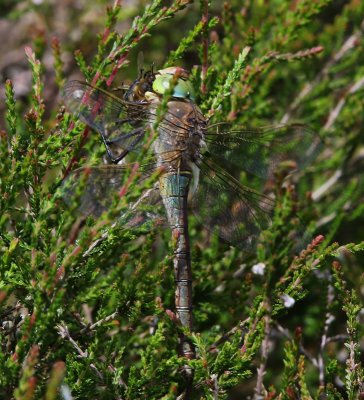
<box><xmin>149</xmin><ymin>97</ymin><xmax>207</xmax><ymax>172</ymax></box>
<box><xmin>120</xmin><ymin>66</ymin><xmax>205</xmax><ymax>172</ymax></box>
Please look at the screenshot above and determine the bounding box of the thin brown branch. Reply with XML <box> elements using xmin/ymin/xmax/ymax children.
<box><xmin>318</xmin><ymin>280</ymin><xmax>335</xmax><ymax>386</ymax></box>
<box><xmin>311</xmin><ymin>74</ymin><xmax>364</xmax><ymax>201</ymax></box>
<box><xmin>323</xmin><ymin>75</ymin><xmax>364</xmax><ymax>131</ymax></box>
<box><xmin>254</xmin><ymin>315</ymin><xmax>271</xmax><ymax>399</ymax></box>
<box><xmin>200</xmin><ymin>0</ymin><xmax>209</xmax><ymax>95</ymax></box>
<box><xmin>274</xmin><ymin>322</ymin><xmax>318</xmax><ymax>368</ymax></box>
<box><xmin>80</xmin><ymin>310</ymin><xmax>119</xmax><ymax>334</ymax></box>
<box><xmin>56</xmin><ymin>323</ymin><xmax>104</xmax><ymax>380</ymax></box>
<box><xmin>326</xmin><ymin>334</ymin><xmax>349</xmax><ymax>344</ymax></box>
<box><xmin>209</xmin><ymin>318</ymin><xmax>250</xmax><ymax>351</ymax></box>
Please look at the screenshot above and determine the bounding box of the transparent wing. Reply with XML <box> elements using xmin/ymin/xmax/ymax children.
<box><xmin>205</xmin><ymin>122</ymin><xmax>322</xmax><ymax>179</ymax></box>
<box><xmin>194</xmin><ymin>122</ymin><xmax>322</xmax><ymax>248</ymax></box>
<box><xmin>61</xmin><ymin>163</ymin><xmax>165</xmax><ymax>225</ymax></box>
<box><xmin>191</xmin><ymin>157</ymin><xmax>275</xmax><ymax>249</ymax></box>
<box><xmin>62</xmin><ymin>81</ymin><xmax>194</xmax><ymax>161</ymax></box>
<box><xmin>62</xmin><ymin>80</ymin><xmax>152</xmax><ymax>161</ymax></box>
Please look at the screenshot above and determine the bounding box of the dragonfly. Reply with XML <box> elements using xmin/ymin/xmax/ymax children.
<box><xmin>62</xmin><ymin>66</ymin><xmax>321</xmax><ymax>363</ymax></box>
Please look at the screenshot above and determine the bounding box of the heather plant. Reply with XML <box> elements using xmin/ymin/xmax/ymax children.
<box><xmin>0</xmin><ymin>1</ymin><xmax>363</xmax><ymax>399</ymax></box>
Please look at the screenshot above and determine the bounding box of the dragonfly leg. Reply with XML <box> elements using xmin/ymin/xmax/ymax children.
<box><xmin>108</xmin><ymin>149</ymin><xmax>129</xmax><ymax>164</ymax></box>
<box><xmin>104</xmin><ymin>126</ymin><xmax>143</xmax><ymax>145</ymax></box>
<box><xmin>101</xmin><ymin>127</ymin><xmax>145</xmax><ymax>164</ymax></box>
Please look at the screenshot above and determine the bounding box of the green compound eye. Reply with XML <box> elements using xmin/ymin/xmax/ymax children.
<box><xmin>152</xmin><ymin>74</ymin><xmax>195</xmax><ymax>101</ymax></box>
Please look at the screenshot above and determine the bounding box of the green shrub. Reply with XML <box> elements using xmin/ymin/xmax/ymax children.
<box><xmin>0</xmin><ymin>1</ymin><xmax>363</xmax><ymax>398</ymax></box>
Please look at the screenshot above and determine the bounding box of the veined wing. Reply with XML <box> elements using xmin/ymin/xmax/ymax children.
<box><xmin>191</xmin><ymin>156</ymin><xmax>275</xmax><ymax>249</ymax></box>
<box><xmin>204</xmin><ymin>122</ymin><xmax>322</xmax><ymax>180</ymax></box>
<box><xmin>62</xmin><ymin>81</ymin><xmax>151</xmax><ymax>161</ymax></box>
<box><xmin>62</xmin><ymin>81</ymin><xmax>194</xmax><ymax>162</ymax></box>
<box><xmin>61</xmin><ymin>163</ymin><xmax>165</xmax><ymax>226</ymax></box>
<box><xmin>193</xmin><ymin>122</ymin><xmax>322</xmax><ymax>249</ymax></box>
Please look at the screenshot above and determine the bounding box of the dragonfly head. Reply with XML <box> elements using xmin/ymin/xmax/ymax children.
<box><xmin>124</xmin><ymin>70</ymin><xmax>156</xmax><ymax>102</ymax></box>
<box><xmin>152</xmin><ymin>67</ymin><xmax>195</xmax><ymax>101</ymax></box>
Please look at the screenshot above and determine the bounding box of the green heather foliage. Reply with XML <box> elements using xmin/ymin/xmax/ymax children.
<box><xmin>0</xmin><ymin>0</ymin><xmax>364</xmax><ymax>399</ymax></box>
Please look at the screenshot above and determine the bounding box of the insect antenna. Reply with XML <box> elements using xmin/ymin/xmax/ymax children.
<box><xmin>137</xmin><ymin>51</ymin><xmax>144</xmax><ymax>78</ymax></box>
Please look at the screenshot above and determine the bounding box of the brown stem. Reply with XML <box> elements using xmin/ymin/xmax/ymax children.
<box><xmin>318</xmin><ymin>280</ymin><xmax>335</xmax><ymax>386</ymax></box>
<box><xmin>254</xmin><ymin>315</ymin><xmax>271</xmax><ymax>399</ymax></box>
<box><xmin>200</xmin><ymin>0</ymin><xmax>209</xmax><ymax>95</ymax></box>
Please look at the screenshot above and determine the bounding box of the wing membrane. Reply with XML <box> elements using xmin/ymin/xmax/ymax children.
<box><xmin>61</xmin><ymin>163</ymin><xmax>165</xmax><ymax>223</ymax></box>
<box><xmin>191</xmin><ymin>157</ymin><xmax>275</xmax><ymax>249</ymax></box>
<box><xmin>62</xmin><ymin>81</ymin><xmax>152</xmax><ymax>160</ymax></box>
<box><xmin>62</xmin><ymin>81</ymin><xmax>193</xmax><ymax>161</ymax></box>
<box><xmin>62</xmin><ymin>81</ymin><xmax>322</xmax><ymax>247</ymax></box>
<box><xmin>205</xmin><ymin>122</ymin><xmax>322</xmax><ymax>179</ymax></box>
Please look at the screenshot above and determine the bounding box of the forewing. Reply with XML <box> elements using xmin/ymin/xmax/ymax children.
<box><xmin>191</xmin><ymin>157</ymin><xmax>275</xmax><ymax>249</ymax></box>
<box><xmin>205</xmin><ymin>122</ymin><xmax>322</xmax><ymax>179</ymax></box>
<box><xmin>62</xmin><ymin>81</ymin><xmax>153</xmax><ymax>160</ymax></box>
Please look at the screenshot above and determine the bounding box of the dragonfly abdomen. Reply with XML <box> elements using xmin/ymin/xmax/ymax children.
<box><xmin>159</xmin><ymin>172</ymin><xmax>195</xmax><ymax>359</ymax></box>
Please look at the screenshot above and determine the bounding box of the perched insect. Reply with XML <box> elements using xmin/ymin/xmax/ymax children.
<box><xmin>62</xmin><ymin>66</ymin><xmax>321</xmax><ymax>361</ymax></box>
